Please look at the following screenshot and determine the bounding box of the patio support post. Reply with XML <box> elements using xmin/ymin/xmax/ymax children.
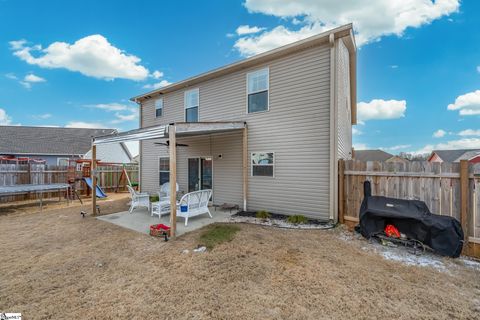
<box><xmin>169</xmin><ymin>124</ymin><xmax>177</xmax><ymax>238</ymax></box>
<box><xmin>242</xmin><ymin>126</ymin><xmax>248</xmax><ymax>211</ymax></box>
<box><xmin>92</xmin><ymin>144</ymin><xmax>97</xmax><ymax>216</ymax></box>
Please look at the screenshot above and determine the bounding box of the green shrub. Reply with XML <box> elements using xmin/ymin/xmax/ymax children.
<box><xmin>199</xmin><ymin>224</ymin><xmax>241</xmax><ymax>249</ymax></box>
<box><xmin>287</xmin><ymin>215</ymin><xmax>308</xmax><ymax>224</ymax></box>
<box><xmin>255</xmin><ymin>210</ymin><xmax>271</xmax><ymax>219</ymax></box>
<box><xmin>150</xmin><ymin>195</ymin><xmax>159</xmax><ymax>202</ymax></box>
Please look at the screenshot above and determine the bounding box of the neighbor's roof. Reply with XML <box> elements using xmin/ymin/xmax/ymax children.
<box><xmin>452</xmin><ymin>150</ymin><xmax>480</xmax><ymax>162</ymax></box>
<box><xmin>0</xmin><ymin>125</ymin><xmax>116</xmax><ymax>155</ymax></box>
<box><xmin>354</xmin><ymin>150</ymin><xmax>394</xmax><ymax>162</ymax></box>
<box><xmin>130</xmin><ymin>23</ymin><xmax>355</xmax><ymax>103</ymax></box>
<box><xmin>431</xmin><ymin>149</ymin><xmax>480</xmax><ymax>162</ymax></box>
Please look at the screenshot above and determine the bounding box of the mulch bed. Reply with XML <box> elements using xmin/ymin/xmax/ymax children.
<box><xmin>231</xmin><ymin>211</ymin><xmax>334</xmax><ymax>229</ymax></box>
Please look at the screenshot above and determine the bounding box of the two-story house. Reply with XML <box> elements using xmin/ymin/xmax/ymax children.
<box><xmin>94</xmin><ymin>24</ymin><xmax>356</xmax><ymax>222</ymax></box>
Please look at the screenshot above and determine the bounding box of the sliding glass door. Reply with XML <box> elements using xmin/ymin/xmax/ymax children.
<box><xmin>188</xmin><ymin>157</ymin><xmax>212</xmax><ymax>192</ymax></box>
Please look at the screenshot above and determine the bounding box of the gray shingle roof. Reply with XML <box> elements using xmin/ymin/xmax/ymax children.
<box><xmin>432</xmin><ymin>149</ymin><xmax>480</xmax><ymax>162</ymax></box>
<box><xmin>0</xmin><ymin>126</ymin><xmax>116</xmax><ymax>155</ymax></box>
<box><xmin>452</xmin><ymin>150</ymin><xmax>480</xmax><ymax>162</ymax></box>
<box><xmin>354</xmin><ymin>149</ymin><xmax>394</xmax><ymax>162</ymax></box>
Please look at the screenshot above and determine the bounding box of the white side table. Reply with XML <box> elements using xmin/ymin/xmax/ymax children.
<box><xmin>151</xmin><ymin>200</ymin><xmax>170</xmax><ymax>219</ymax></box>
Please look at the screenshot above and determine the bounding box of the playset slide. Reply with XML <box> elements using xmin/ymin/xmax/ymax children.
<box><xmin>83</xmin><ymin>177</ymin><xmax>107</xmax><ymax>198</ymax></box>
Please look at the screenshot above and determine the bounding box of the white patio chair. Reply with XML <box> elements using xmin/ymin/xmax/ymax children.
<box><xmin>127</xmin><ymin>185</ymin><xmax>150</xmax><ymax>213</ymax></box>
<box><xmin>158</xmin><ymin>182</ymin><xmax>179</xmax><ymax>201</ymax></box>
<box><xmin>176</xmin><ymin>189</ymin><xmax>212</xmax><ymax>226</ymax></box>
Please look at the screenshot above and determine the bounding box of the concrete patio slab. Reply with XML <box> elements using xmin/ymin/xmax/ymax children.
<box><xmin>96</xmin><ymin>206</ymin><xmax>235</xmax><ymax>237</ymax></box>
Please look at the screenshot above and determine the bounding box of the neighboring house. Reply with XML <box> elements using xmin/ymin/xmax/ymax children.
<box><xmin>95</xmin><ymin>24</ymin><xmax>356</xmax><ymax>221</ymax></box>
<box><xmin>0</xmin><ymin>126</ymin><xmax>131</xmax><ymax>165</ymax></box>
<box><xmin>355</xmin><ymin>150</ymin><xmax>393</xmax><ymax>162</ymax></box>
<box><xmin>84</xmin><ymin>142</ymin><xmax>133</xmax><ymax>163</ymax></box>
<box><xmin>428</xmin><ymin>149</ymin><xmax>480</xmax><ymax>163</ymax></box>
<box><xmin>354</xmin><ymin>150</ymin><xmax>408</xmax><ymax>163</ymax></box>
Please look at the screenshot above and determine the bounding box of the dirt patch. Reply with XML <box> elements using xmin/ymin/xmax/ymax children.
<box><xmin>0</xmin><ymin>198</ymin><xmax>479</xmax><ymax>319</ymax></box>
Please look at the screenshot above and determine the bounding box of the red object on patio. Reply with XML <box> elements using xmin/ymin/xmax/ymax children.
<box><xmin>384</xmin><ymin>224</ymin><xmax>401</xmax><ymax>238</ymax></box>
<box><xmin>150</xmin><ymin>224</ymin><xmax>171</xmax><ymax>238</ymax></box>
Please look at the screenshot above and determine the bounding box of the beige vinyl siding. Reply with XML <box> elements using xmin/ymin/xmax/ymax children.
<box><xmin>336</xmin><ymin>38</ymin><xmax>353</xmax><ymax>160</ymax></box>
<box><xmin>140</xmin><ymin>44</ymin><xmax>332</xmax><ymax>219</ymax></box>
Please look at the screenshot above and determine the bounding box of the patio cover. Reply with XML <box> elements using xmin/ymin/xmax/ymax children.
<box><xmin>93</xmin><ymin>122</ymin><xmax>247</xmax><ymax>145</ymax></box>
<box><xmin>91</xmin><ymin>121</ymin><xmax>248</xmax><ymax>238</ymax></box>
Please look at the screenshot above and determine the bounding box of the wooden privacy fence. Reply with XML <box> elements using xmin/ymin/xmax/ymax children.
<box><xmin>338</xmin><ymin>159</ymin><xmax>480</xmax><ymax>258</ymax></box>
<box><xmin>0</xmin><ymin>163</ymin><xmax>138</xmax><ymax>203</ymax></box>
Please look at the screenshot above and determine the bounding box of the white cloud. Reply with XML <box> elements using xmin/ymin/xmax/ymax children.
<box><xmin>143</xmin><ymin>80</ymin><xmax>171</xmax><ymax>90</ymax></box>
<box><xmin>151</xmin><ymin>70</ymin><xmax>164</xmax><ymax>79</ymax></box>
<box><xmin>236</xmin><ymin>25</ymin><xmax>266</xmax><ymax>35</ymax></box>
<box><xmin>19</xmin><ymin>82</ymin><xmax>32</xmax><ymax>89</ymax></box>
<box><xmin>234</xmin><ymin>23</ymin><xmax>329</xmax><ymax>56</ymax></box>
<box><xmin>111</xmin><ymin>112</ymin><xmax>138</xmax><ymax>124</ymax></box>
<box><xmin>0</xmin><ymin>108</ymin><xmax>13</xmax><ymax>125</ymax></box>
<box><xmin>352</xmin><ymin>127</ymin><xmax>362</xmax><ymax>135</ymax></box>
<box><xmin>9</xmin><ymin>39</ymin><xmax>27</xmax><ymax>50</ymax></box>
<box><xmin>65</xmin><ymin>121</ymin><xmax>106</xmax><ymax>129</ymax></box>
<box><xmin>390</xmin><ymin>65</ymin><xmax>399</xmax><ymax>69</ymax></box>
<box><xmin>447</xmin><ymin>90</ymin><xmax>480</xmax><ymax>116</ymax></box>
<box><xmin>5</xmin><ymin>73</ymin><xmax>17</xmax><ymax>80</ymax></box>
<box><xmin>413</xmin><ymin>138</ymin><xmax>480</xmax><ymax>155</ymax></box>
<box><xmin>84</xmin><ymin>102</ymin><xmax>138</xmax><ymax>124</ymax></box>
<box><xmin>235</xmin><ymin>0</ymin><xmax>459</xmax><ymax>56</ymax></box>
<box><xmin>32</xmin><ymin>113</ymin><xmax>52</xmax><ymax>120</ymax></box>
<box><xmin>385</xmin><ymin>144</ymin><xmax>411</xmax><ymax>151</ymax></box>
<box><xmin>86</xmin><ymin>103</ymin><xmax>136</xmax><ymax>112</ymax></box>
<box><xmin>353</xmin><ymin>142</ymin><xmax>368</xmax><ymax>150</ymax></box>
<box><xmin>433</xmin><ymin>129</ymin><xmax>446</xmax><ymax>138</ymax></box>
<box><xmin>5</xmin><ymin>72</ymin><xmax>46</xmax><ymax>89</ymax></box>
<box><xmin>24</xmin><ymin>73</ymin><xmax>46</xmax><ymax>83</ymax></box>
<box><xmin>357</xmin><ymin>99</ymin><xmax>406</xmax><ymax>122</ymax></box>
<box><xmin>477</xmin><ymin>66</ymin><xmax>480</xmax><ymax>73</ymax></box>
<box><xmin>9</xmin><ymin>35</ymin><xmax>149</xmax><ymax>81</ymax></box>
<box><xmin>458</xmin><ymin>129</ymin><xmax>480</xmax><ymax>137</ymax></box>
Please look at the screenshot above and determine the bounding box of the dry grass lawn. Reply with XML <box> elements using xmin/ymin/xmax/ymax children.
<box><xmin>1</xmin><ymin>196</ymin><xmax>479</xmax><ymax>319</ymax></box>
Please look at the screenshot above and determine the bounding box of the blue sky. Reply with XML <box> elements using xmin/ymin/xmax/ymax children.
<box><xmin>0</xmin><ymin>0</ymin><xmax>479</xmax><ymax>156</ymax></box>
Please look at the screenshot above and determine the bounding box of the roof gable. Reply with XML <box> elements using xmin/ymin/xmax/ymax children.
<box><xmin>354</xmin><ymin>149</ymin><xmax>394</xmax><ymax>162</ymax></box>
<box><xmin>431</xmin><ymin>149</ymin><xmax>480</xmax><ymax>162</ymax></box>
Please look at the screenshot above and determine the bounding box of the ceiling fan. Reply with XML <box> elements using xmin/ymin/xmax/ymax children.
<box><xmin>154</xmin><ymin>140</ymin><xmax>189</xmax><ymax>147</ymax></box>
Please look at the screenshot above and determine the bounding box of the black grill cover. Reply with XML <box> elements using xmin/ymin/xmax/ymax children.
<box><xmin>359</xmin><ymin>181</ymin><xmax>464</xmax><ymax>258</ymax></box>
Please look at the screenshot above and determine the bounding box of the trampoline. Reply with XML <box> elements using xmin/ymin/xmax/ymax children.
<box><xmin>0</xmin><ymin>183</ymin><xmax>71</xmax><ymax>210</ymax></box>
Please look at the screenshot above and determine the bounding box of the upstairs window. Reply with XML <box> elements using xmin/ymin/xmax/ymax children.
<box><xmin>155</xmin><ymin>98</ymin><xmax>163</xmax><ymax>118</ymax></box>
<box><xmin>247</xmin><ymin>68</ymin><xmax>269</xmax><ymax>113</ymax></box>
<box><xmin>251</xmin><ymin>152</ymin><xmax>274</xmax><ymax>177</ymax></box>
<box><xmin>185</xmin><ymin>89</ymin><xmax>199</xmax><ymax>122</ymax></box>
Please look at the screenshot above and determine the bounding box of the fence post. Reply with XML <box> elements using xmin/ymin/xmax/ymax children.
<box><xmin>460</xmin><ymin>160</ymin><xmax>469</xmax><ymax>248</ymax></box>
<box><xmin>27</xmin><ymin>162</ymin><xmax>32</xmax><ymax>184</ymax></box>
<box><xmin>338</xmin><ymin>159</ymin><xmax>345</xmax><ymax>224</ymax></box>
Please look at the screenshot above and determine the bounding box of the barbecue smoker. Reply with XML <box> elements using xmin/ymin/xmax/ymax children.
<box><xmin>357</xmin><ymin>181</ymin><xmax>464</xmax><ymax>258</ymax></box>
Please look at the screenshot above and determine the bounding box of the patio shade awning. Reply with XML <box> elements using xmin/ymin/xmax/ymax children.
<box><xmin>92</xmin><ymin>122</ymin><xmax>246</xmax><ymax>145</ymax></box>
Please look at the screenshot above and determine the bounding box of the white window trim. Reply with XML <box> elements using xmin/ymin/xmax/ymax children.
<box><xmin>250</xmin><ymin>151</ymin><xmax>275</xmax><ymax>178</ymax></box>
<box><xmin>246</xmin><ymin>67</ymin><xmax>270</xmax><ymax>114</ymax></box>
<box><xmin>158</xmin><ymin>156</ymin><xmax>170</xmax><ymax>186</ymax></box>
<box><xmin>57</xmin><ymin>157</ymin><xmax>69</xmax><ymax>166</ymax></box>
<box><xmin>184</xmin><ymin>88</ymin><xmax>200</xmax><ymax>122</ymax></box>
<box><xmin>155</xmin><ymin>98</ymin><xmax>163</xmax><ymax>118</ymax></box>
